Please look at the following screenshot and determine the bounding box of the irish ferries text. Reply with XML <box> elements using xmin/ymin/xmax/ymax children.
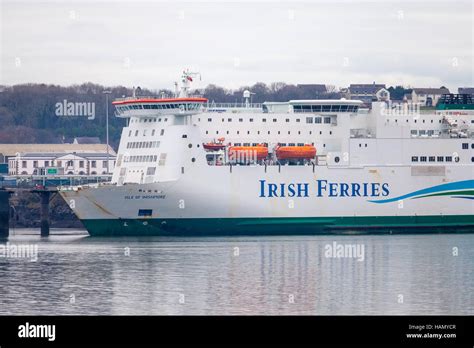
<box><xmin>259</xmin><ymin>179</ymin><xmax>390</xmax><ymax>198</ymax></box>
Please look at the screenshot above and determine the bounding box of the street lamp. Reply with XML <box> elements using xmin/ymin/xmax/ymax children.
<box><xmin>103</xmin><ymin>90</ymin><xmax>112</xmax><ymax>174</ymax></box>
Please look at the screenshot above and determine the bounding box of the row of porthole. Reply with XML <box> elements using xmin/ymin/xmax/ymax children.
<box><xmin>204</xmin><ymin>130</ymin><xmax>333</xmax><ymax>136</ymax></box>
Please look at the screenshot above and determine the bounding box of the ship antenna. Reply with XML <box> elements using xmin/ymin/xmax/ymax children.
<box><xmin>179</xmin><ymin>69</ymin><xmax>201</xmax><ymax>98</ymax></box>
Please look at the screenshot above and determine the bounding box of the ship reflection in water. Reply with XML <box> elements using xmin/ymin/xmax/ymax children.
<box><xmin>0</xmin><ymin>229</ymin><xmax>473</xmax><ymax>315</ymax></box>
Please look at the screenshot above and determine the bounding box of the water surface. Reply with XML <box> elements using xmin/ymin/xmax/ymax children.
<box><xmin>0</xmin><ymin>229</ymin><xmax>473</xmax><ymax>315</ymax></box>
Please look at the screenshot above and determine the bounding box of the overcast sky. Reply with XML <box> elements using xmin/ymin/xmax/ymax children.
<box><xmin>1</xmin><ymin>0</ymin><xmax>472</xmax><ymax>91</ymax></box>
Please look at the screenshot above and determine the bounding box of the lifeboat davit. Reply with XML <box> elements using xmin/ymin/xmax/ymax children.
<box><xmin>276</xmin><ymin>145</ymin><xmax>316</xmax><ymax>160</ymax></box>
<box><xmin>203</xmin><ymin>137</ymin><xmax>226</xmax><ymax>151</ymax></box>
<box><xmin>228</xmin><ymin>144</ymin><xmax>268</xmax><ymax>161</ymax></box>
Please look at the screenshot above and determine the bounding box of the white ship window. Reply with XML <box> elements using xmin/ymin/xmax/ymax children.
<box><xmin>411</xmin><ymin>156</ymin><xmax>418</xmax><ymax>162</ymax></box>
<box><xmin>427</xmin><ymin>130</ymin><xmax>434</xmax><ymax>136</ymax></box>
<box><xmin>471</xmin><ymin>144</ymin><xmax>474</xmax><ymax>149</ymax></box>
<box><xmin>247</xmin><ymin>131</ymin><xmax>250</xmax><ymax>135</ymax></box>
<box><xmin>445</xmin><ymin>156</ymin><xmax>452</xmax><ymax>162</ymax></box>
<box><xmin>257</xmin><ymin>131</ymin><xmax>260</xmax><ymax>134</ymax></box>
<box><xmin>296</xmin><ymin>119</ymin><xmax>300</xmax><ymax>122</ymax></box>
<box><xmin>226</xmin><ymin>131</ymin><xmax>229</xmax><ymax>134</ymax></box>
<box><xmin>221</xmin><ymin>118</ymin><xmax>224</xmax><ymax>122</ymax></box>
<box><xmin>431</xmin><ymin>120</ymin><xmax>433</xmax><ymax>123</ymax></box>
<box><xmin>129</xmin><ymin>130</ymin><xmax>132</xmax><ymax>136</ymax></box>
<box><xmin>159</xmin><ymin>118</ymin><xmax>162</xmax><ymax>122</ymax></box>
<box><xmin>158</xmin><ymin>154</ymin><xmax>167</xmax><ymax>166</ymax></box>
<box><xmin>429</xmin><ymin>156</ymin><xmax>435</xmax><ymax>162</ymax></box>
<box><xmin>414</xmin><ymin>120</ymin><xmax>417</xmax><ymax>123</ymax></box>
<box><xmin>237</xmin><ymin>131</ymin><xmax>240</xmax><ymax>134</ymax></box>
<box><xmin>395</xmin><ymin>119</ymin><xmax>398</xmax><ymax>123</ymax></box>
<box><xmin>437</xmin><ymin>156</ymin><xmax>444</xmax><ymax>162</ymax></box>
<box><xmin>273</xmin><ymin>119</ymin><xmax>277</xmax><ymax>122</ymax></box>
<box><xmin>250</xmin><ymin>118</ymin><xmax>254</xmax><ymax>122</ymax></box>
<box><xmin>135</xmin><ymin>130</ymin><xmax>139</xmax><ymax>136</ymax></box>
<box><xmin>411</xmin><ymin>130</ymin><xmax>417</xmax><ymax>136</ymax></box>
<box><xmin>268</xmin><ymin>131</ymin><xmax>271</xmax><ymax>134</ymax></box>
<box><xmin>365</xmin><ymin>144</ymin><xmax>367</xmax><ymax>147</ymax></box>
<box><xmin>278</xmin><ymin>131</ymin><xmax>280</xmax><ymax>135</ymax></box>
<box><xmin>206</xmin><ymin>131</ymin><xmax>209</xmax><ymax>134</ymax></box>
<box><xmin>288</xmin><ymin>131</ymin><xmax>290</xmax><ymax>135</ymax></box>
<box><xmin>288</xmin><ymin>143</ymin><xmax>295</xmax><ymax>146</ymax></box>
<box><xmin>152</xmin><ymin>130</ymin><xmax>155</xmax><ymax>136</ymax></box>
<box><xmin>359</xmin><ymin>144</ymin><xmax>362</xmax><ymax>148</ymax></box>
<box><xmin>208</xmin><ymin>118</ymin><xmax>212</xmax><ymax>122</ymax></box>
<box><xmin>239</xmin><ymin>118</ymin><xmax>243</xmax><ymax>122</ymax></box>
<box><xmin>324</xmin><ymin>117</ymin><xmax>331</xmax><ymax>124</ymax></box>
<box><xmin>262</xmin><ymin>119</ymin><xmax>267</xmax><ymax>122</ymax></box>
<box><xmin>164</xmin><ymin>118</ymin><xmax>168</xmax><ymax>122</ymax></box>
<box><xmin>298</xmin><ymin>131</ymin><xmax>301</xmax><ymax>135</ymax></box>
<box><xmin>420</xmin><ymin>156</ymin><xmax>427</xmax><ymax>162</ymax></box>
<box><xmin>462</xmin><ymin>143</ymin><xmax>468</xmax><ymax>149</ymax></box>
<box><xmin>216</xmin><ymin>131</ymin><xmax>219</xmax><ymax>134</ymax></box>
<box><xmin>471</xmin><ymin>157</ymin><xmax>474</xmax><ymax>162</ymax></box>
<box><xmin>228</xmin><ymin>118</ymin><xmax>232</xmax><ymax>122</ymax></box>
<box><xmin>319</xmin><ymin>131</ymin><xmax>322</xmax><ymax>135</ymax></box>
<box><xmin>286</xmin><ymin>119</ymin><xmax>290</xmax><ymax>122</ymax></box>
<box><xmin>160</xmin><ymin>129</ymin><xmax>165</xmax><ymax>136</ymax></box>
<box><xmin>309</xmin><ymin>131</ymin><xmax>312</xmax><ymax>135</ymax></box>
<box><xmin>330</xmin><ymin>131</ymin><xmax>333</xmax><ymax>135</ymax></box>
<box><xmin>143</xmin><ymin>130</ymin><xmax>147</xmax><ymax>136</ymax></box>
<box><xmin>146</xmin><ymin>167</ymin><xmax>156</xmax><ymax>175</ymax></box>
<box><xmin>306</xmin><ymin>117</ymin><xmax>313</xmax><ymax>124</ymax></box>
<box><xmin>315</xmin><ymin>117</ymin><xmax>322</xmax><ymax>124</ymax></box>
<box><xmin>422</xmin><ymin>120</ymin><xmax>425</xmax><ymax>123</ymax></box>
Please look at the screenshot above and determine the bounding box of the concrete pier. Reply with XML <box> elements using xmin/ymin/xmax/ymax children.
<box><xmin>0</xmin><ymin>188</ymin><xmax>12</xmax><ymax>237</ymax></box>
<box><xmin>40</xmin><ymin>191</ymin><xmax>51</xmax><ymax>237</ymax></box>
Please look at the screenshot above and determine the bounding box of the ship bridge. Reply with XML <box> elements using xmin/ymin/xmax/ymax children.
<box><xmin>113</xmin><ymin>97</ymin><xmax>207</xmax><ymax>118</ymax></box>
<box><xmin>263</xmin><ymin>99</ymin><xmax>363</xmax><ymax>113</ymax></box>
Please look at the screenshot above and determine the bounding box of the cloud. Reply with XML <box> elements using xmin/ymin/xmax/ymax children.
<box><xmin>1</xmin><ymin>1</ymin><xmax>472</xmax><ymax>91</ymax></box>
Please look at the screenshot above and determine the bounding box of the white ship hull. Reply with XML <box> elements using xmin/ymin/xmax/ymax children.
<box><xmin>60</xmin><ymin>164</ymin><xmax>474</xmax><ymax>236</ymax></box>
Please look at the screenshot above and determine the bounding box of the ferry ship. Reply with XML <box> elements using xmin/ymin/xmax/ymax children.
<box><xmin>59</xmin><ymin>71</ymin><xmax>474</xmax><ymax>236</ymax></box>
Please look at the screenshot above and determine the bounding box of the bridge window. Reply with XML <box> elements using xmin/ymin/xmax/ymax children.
<box><xmin>315</xmin><ymin>117</ymin><xmax>322</xmax><ymax>124</ymax></box>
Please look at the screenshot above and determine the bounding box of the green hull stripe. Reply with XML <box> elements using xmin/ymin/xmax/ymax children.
<box><xmin>81</xmin><ymin>215</ymin><xmax>474</xmax><ymax>236</ymax></box>
<box><xmin>414</xmin><ymin>190</ymin><xmax>474</xmax><ymax>200</ymax></box>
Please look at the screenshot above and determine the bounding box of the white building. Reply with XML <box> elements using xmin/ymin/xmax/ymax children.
<box><xmin>9</xmin><ymin>152</ymin><xmax>116</xmax><ymax>175</ymax></box>
<box><xmin>411</xmin><ymin>88</ymin><xmax>450</xmax><ymax>107</ymax></box>
<box><xmin>0</xmin><ymin>144</ymin><xmax>116</xmax><ymax>175</ymax></box>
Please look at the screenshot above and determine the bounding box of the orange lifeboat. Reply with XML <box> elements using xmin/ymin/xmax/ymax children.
<box><xmin>276</xmin><ymin>144</ymin><xmax>316</xmax><ymax>160</ymax></box>
<box><xmin>203</xmin><ymin>137</ymin><xmax>226</xmax><ymax>151</ymax></box>
<box><xmin>228</xmin><ymin>144</ymin><xmax>268</xmax><ymax>162</ymax></box>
